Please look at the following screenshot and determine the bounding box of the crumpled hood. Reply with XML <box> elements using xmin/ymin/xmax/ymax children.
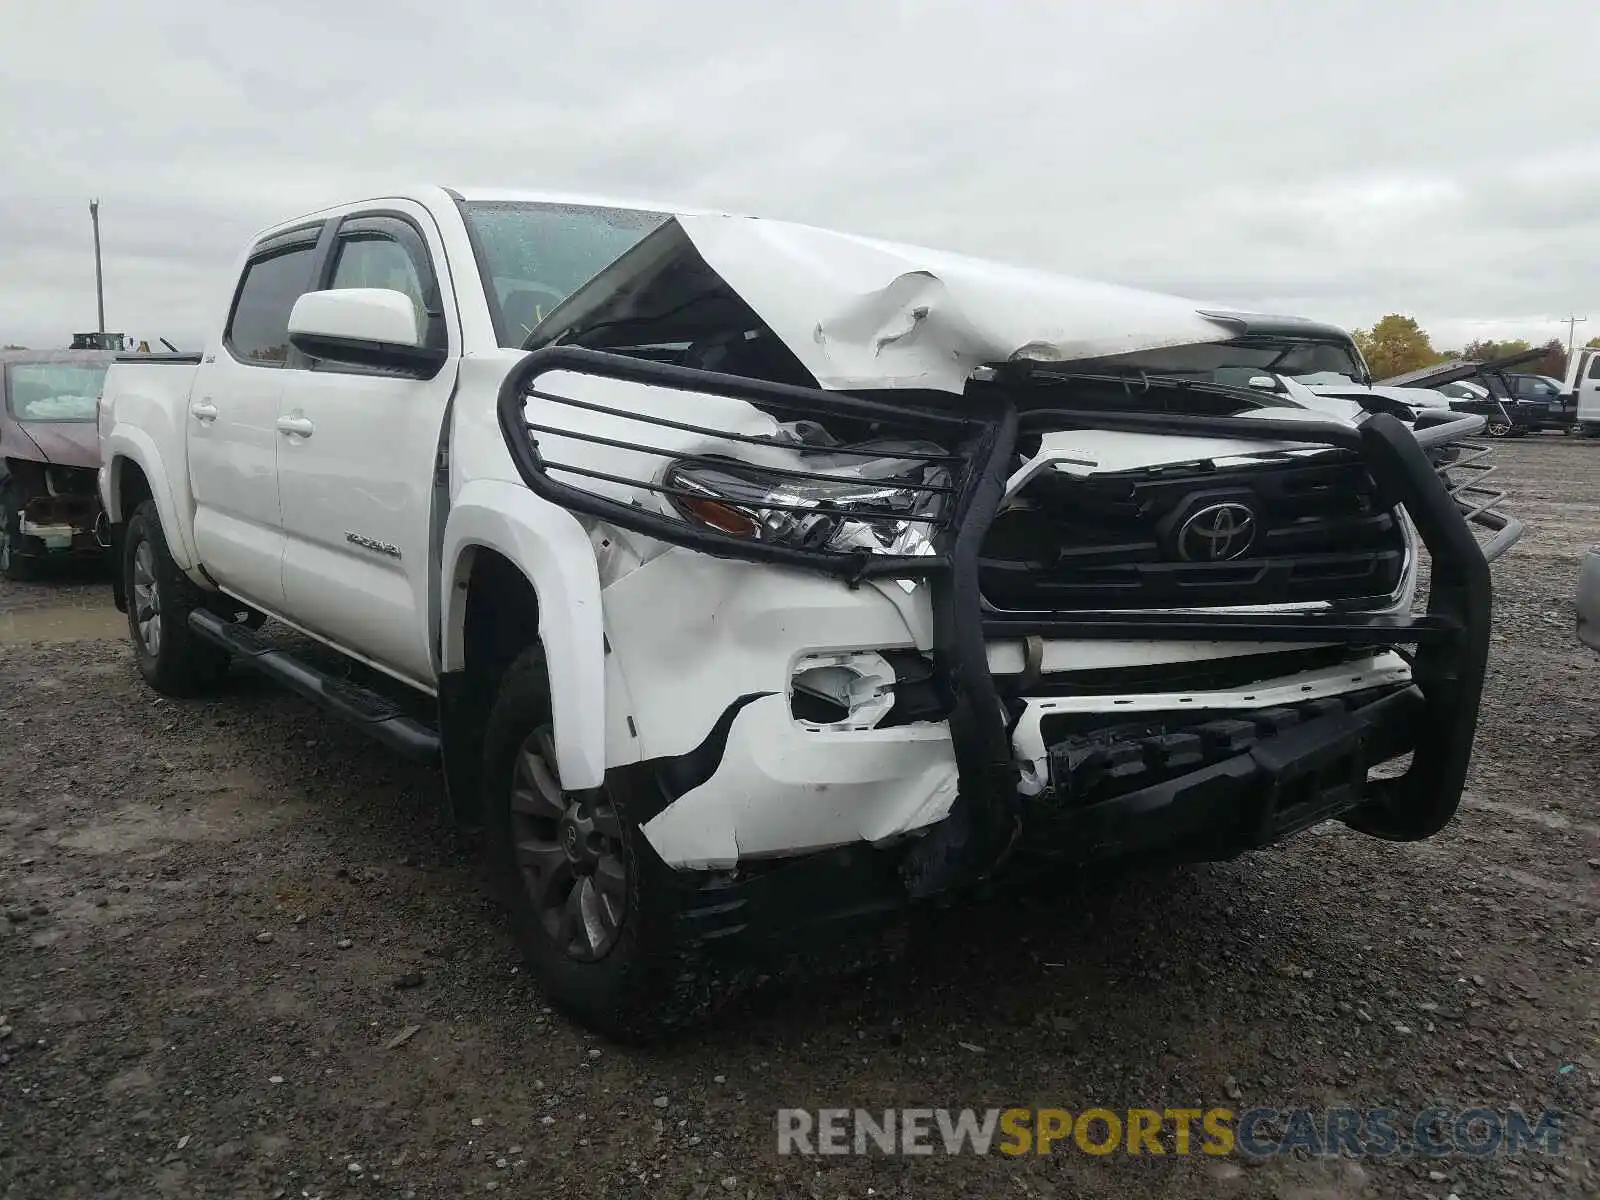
<box><xmin>675</xmin><ymin>214</ymin><xmax>1239</xmax><ymax>394</ymax></box>
<box><xmin>9</xmin><ymin>421</ymin><xmax>101</xmax><ymax>468</ymax></box>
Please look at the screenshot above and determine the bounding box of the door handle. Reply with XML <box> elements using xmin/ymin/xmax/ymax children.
<box><xmin>190</xmin><ymin>400</ymin><xmax>218</xmax><ymax>422</ymax></box>
<box><xmin>275</xmin><ymin>415</ymin><xmax>315</xmax><ymax>438</ymax></box>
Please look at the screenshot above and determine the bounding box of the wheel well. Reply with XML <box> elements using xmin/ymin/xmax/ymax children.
<box><xmin>441</xmin><ymin>548</ymin><xmax>543</xmax><ymax>828</ymax></box>
<box><xmin>462</xmin><ymin>548</ymin><xmax>542</xmax><ymax>692</ymax></box>
<box><xmin>116</xmin><ymin>458</ymin><xmax>153</xmax><ymax>523</ymax></box>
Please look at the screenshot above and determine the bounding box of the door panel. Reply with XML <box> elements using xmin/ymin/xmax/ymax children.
<box><xmin>277</xmin><ymin>210</ymin><xmax>457</xmax><ymax>686</ymax></box>
<box><xmin>188</xmin><ymin>238</ymin><xmax>320</xmax><ymax>609</ymax></box>
<box><xmin>1580</xmin><ymin>353</ymin><xmax>1600</xmax><ymax>422</ymax></box>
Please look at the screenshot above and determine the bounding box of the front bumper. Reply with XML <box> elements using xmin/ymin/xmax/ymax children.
<box><xmin>18</xmin><ymin>522</ymin><xmax>101</xmax><ymax>552</ymax></box>
<box><xmin>498</xmin><ymin>349</ymin><xmax>1511</xmax><ymax>911</ymax></box>
<box><xmin>11</xmin><ymin>493</ymin><xmax>106</xmax><ymax>559</ymax></box>
<box><xmin>1032</xmin><ymin>682</ymin><xmax>1421</xmax><ymax>863</ymax></box>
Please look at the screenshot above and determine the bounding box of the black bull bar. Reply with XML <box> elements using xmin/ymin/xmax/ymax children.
<box><xmin>497</xmin><ymin>347</ymin><xmax>1516</xmax><ymax>881</ymax></box>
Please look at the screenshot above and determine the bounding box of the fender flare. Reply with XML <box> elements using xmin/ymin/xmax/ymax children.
<box><xmin>104</xmin><ymin>426</ymin><xmax>198</xmax><ymax>570</ymax></box>
<box><xmin>441</xmin><ymin>479</ymin><xmax>606</xmax><ymax>791</ymax></box>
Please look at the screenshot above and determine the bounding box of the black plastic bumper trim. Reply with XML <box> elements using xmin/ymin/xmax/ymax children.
<box><xmin>1058</xmin><ymin>684</ymin><xmax>1421</xmax><ymax>861</ymax></box>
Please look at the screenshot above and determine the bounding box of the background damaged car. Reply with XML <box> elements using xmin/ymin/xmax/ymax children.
<box><xmin>1</xmin><ymin>349</ymin><xmax>113</xmax><ymax>580</ymax></box>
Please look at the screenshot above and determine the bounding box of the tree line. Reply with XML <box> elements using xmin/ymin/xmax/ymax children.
<box><xmin>1353</xmin><ymin>315</ymin><xmax>1600</xmax><ymax>382</ymax></box>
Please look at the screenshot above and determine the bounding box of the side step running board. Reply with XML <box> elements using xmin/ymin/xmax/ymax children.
<box><xmin>188</xmin><ymin>610</ymin><xmax>440</xmax><ymax>763</ymax></box>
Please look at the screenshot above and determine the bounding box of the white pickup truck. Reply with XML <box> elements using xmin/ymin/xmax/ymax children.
<box><xmin>97</xmin><ymin>187</ymin><xmax>1519</xmax><ymax>1038</ymax></box>
<box><xmin>1564</xmin><ymin>346</ymin><xmax>1600</xmax><ymax>434</ymax></box>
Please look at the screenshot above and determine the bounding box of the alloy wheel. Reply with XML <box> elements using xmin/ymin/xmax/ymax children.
<box><xmin>130</xmin><ymin>537</ymin><xmax>163</xmax><ymax>657</ymax></box>
<box><xmin>509</xmin><ymin>725</ymin><xmax>628</xmax><ymax>962</ymax></box>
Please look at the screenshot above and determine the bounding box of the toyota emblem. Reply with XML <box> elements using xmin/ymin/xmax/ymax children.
<box><xmin>1176</xmin><ymin>502</ymin><xmax>1258</xmax><ymax>562</ymax></box>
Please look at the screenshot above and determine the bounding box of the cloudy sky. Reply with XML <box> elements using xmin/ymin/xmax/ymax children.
<box><xmin>4</xmin><ymin>0</ymin><xmax>1598</xmax><ymax>353</ymax></box>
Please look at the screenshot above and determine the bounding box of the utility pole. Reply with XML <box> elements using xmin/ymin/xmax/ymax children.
<box><xmin>1561</xmin><ymin>313</ymin><xmax>1587</xmax><ymax>359</ymax></box>
<box><xmin>89</xmin><ymin>198</ymin><xmax>105</xmax><ymax>335</ymax></box>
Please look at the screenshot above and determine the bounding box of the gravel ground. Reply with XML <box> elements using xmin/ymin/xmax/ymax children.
<box><xmin>1</xmin><ymin>437</ymin><xmax>1596</xmax><ymax>1199</ymax></box>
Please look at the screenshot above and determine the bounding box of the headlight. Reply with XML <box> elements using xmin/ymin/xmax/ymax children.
<box><xmin>660</xmin><ymin>441</ymin><xmax>953</xmax><ymax>558</ymax></box>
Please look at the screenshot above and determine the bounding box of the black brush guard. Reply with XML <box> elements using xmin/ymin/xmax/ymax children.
<box><xmin>497</xmin><ymin>347</ymin><xmax>1513</xmax><ymax>882</ymax></box>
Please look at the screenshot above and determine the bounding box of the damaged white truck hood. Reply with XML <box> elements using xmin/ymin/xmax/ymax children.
<box><xmin>673</xmin><ymin>213</ymin><xmax>1239</xmax><ymax>395</ymax></box>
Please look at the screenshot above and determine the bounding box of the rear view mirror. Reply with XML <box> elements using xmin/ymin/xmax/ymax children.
<box><xmin>288</xmin><ymin>288</ymin><xmax>446</xmax><ymax>376</ymax></box>
<box><xmin>1248</xmin><ymin>375</ymin><xmax>1284</xmax><ymax>392</ymax></box>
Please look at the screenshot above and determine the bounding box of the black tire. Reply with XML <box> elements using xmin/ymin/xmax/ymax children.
<box><xmin>0</xmin><ymin>484</ymin><xmax>38</xmax><ymax>582</ymax></box>
<box><xmin>122</xmin><ymin>500</ymin><xmax>229</xmax><ymax>695</ymax></box>
<box><xmin>1485</xmin><ymin>416</ymin><xmax>1513</xmax><ymax>438</ymax></box>
<box><xmin>482</xmin><ymin>646</ymin><xmax>718</xmax><ymax>1041</ymax></box>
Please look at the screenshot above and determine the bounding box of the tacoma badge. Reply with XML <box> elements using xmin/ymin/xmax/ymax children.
<box><xmin>345</xmin><ymin>532</ymin><xmax>402</xmax><ymax>560</ymax></box>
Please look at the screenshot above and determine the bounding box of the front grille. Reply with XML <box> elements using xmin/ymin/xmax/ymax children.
<box><xmin>980</xmin><ymin>451</ymin><xmax>1406</xmax><ymax>611</ymax></box>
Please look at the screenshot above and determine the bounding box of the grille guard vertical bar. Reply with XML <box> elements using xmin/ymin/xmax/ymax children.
<box><xmin>926</xmin><ymin>403</ymin><xmax>1021</xmax><ymax>878</ymax></box>
<box><xmin>1344</xmin><ymin>414</ymin><xmax>1491</xmax><ymax>839</ymax></box>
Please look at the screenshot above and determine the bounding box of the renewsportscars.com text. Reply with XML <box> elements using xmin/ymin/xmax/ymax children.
<box><xmin>776</xmin><ymin>1106</ymin><xmax>1566</xmax><ymax>1159</ymax></box>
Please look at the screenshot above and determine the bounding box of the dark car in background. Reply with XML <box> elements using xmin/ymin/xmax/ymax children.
<box><xmin>0</xmin><ymin>349</ymin><xmax>114</xmax><ymax>580</ymax></box>
<box><xmin>1379</xmin><ymin>349</ymin><xmax>1572</xmax><ymax>437</ymax></box>
<box><xmin>1501</xmin><ymin>372</ymin><xmax>1576</xmax><ymax>432</ymax></box>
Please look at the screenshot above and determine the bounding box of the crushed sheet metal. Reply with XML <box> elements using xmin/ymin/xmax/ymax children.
<box><xmin>639</xmin><ymin>696</ymin><xmax>959</xmax><ymax>871</ymax></box>
<box><xmin>675</xmin><ymin>213</ymin><xmax>1238</xmax><ymax>394</ymax></box>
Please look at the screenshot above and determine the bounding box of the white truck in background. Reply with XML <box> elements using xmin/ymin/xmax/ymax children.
<box><xmin>1564</xmin><ymin>347</ymin><xmax>1600</xmax><ymax>433</ymax></box>
<box><xmin>97</xmin><ymin>187</ymin><xmax>1517</xmax><ymax>1038</ymax></box>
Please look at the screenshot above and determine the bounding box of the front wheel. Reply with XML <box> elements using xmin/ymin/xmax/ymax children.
<box><xmin>1485</xmin><ymin>415</ymin><xmax>1513</xmax><ymax>438</ymax></box>
<box><xmin>122</xmin><ymin>501</ymin><xmax>229</xmax><ymax>695</ymax></box>
<box><xmin>482</xmin><ymin>647</ymin><xmax>717</xmax><ymax>1041</ymax></box>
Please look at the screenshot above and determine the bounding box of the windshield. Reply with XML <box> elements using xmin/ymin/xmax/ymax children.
<box><xmin>6</xmin><ymin>363</ymin><xmax>108</xmax><ymax>422</ymax></box>
<box><xmin>462</xmin><ymin>201</ymin><xmax>670</xmax><ymax>348</ymax></box>
<box><xmin>1076</xmin><ymin>338</ymin><xmax>1368</xmax><ymax>388</ymax></box>
<box><xmin>1184</xmin><ymin>342</ymin><xmax>1367</xmax><ymax>384</ymax></box>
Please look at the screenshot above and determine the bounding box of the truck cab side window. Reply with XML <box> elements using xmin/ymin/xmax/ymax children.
<box><xmin>226</xmin><ymin>244</ymin><xmax>318</xmax><ymax>366</ymax></box>
<box><xmin>1589</xmin><ymin>356</ymin><xmax>1600</xmax><ymax>381</ymax></box>
<box><xmin>329</xmin><ymin>236</ymin><xmax>427</xmax><ymax>323</ymax></box>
